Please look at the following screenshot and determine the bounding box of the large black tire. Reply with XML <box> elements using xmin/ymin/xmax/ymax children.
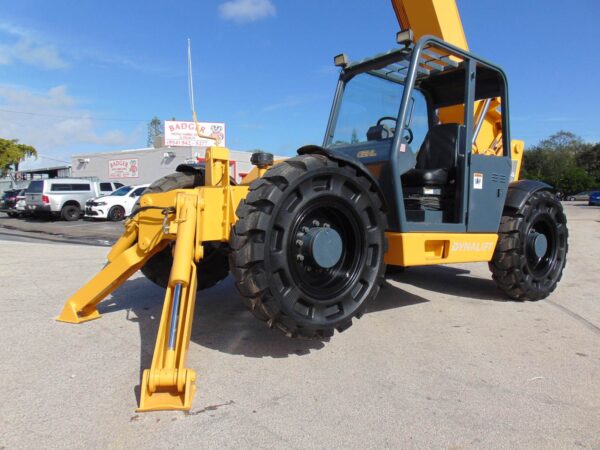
<box><xmin>490</xmin><ymin>190</ymin><xmax>568</xmax><ymax>301</ymax></box>
<box><xmin>137</xmin><ymin>172</ymin><xmax>230</xmax><ymax>291</ymax></box>
<box><xmin>229</xmin><ymin>154</ymin><xmax>387</xmax><ymax>339</ymax></box>
<box><xmin>61</xmin><ymin>204</ymin><xmax>81</xmax><ymax>221</ymax></box>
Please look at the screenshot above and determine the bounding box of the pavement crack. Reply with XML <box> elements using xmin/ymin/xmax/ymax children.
<box><xmin>547</xmin><ymin>300</ymin><xmax>600</xmax><ymax>337</ymax></box>
<box><xmin>185</xmin><ymin>400</ymin><xmax>235</xmax><ymax>416</ymax></box>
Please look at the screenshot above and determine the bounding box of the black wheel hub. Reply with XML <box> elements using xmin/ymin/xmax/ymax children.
<box><xmin>296</xmin><ymin>225</ymin><xmax>343</xmax><ymax>269</ymax></box>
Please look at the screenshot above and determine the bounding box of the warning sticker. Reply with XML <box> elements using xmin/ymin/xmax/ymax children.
<box><xmin>473</xmin><ymin>172</ymin><xmax>484</xmax><ymax>190</ymax></box>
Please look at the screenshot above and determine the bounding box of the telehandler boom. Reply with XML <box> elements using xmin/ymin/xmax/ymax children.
<box><xmin>58</xmin><ymin>0</ymin><xmax>568</xmax><ymax>412</ymax></box>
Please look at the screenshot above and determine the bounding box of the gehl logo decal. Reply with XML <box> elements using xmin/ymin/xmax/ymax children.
<box><xmin>357</xmin><ymin>149</ymin><xmax>376</xmax><ymax>158</ymax></box>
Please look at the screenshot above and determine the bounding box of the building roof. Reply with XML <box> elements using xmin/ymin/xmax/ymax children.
<box><xmin>19</xmin><ymin>165</ymin><xmax>71</xmax><ymax>173</ymax></box>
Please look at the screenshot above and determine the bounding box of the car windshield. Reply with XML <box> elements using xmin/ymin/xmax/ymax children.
<box><xmin>109</xmin><ymin>186</ymin><xmax>133</xmax><ymax>196</ymax></box>
<box><xmin>330</xmin><ymin>71</ymin><xmax>428</xmax><ymax>150</ymax></box>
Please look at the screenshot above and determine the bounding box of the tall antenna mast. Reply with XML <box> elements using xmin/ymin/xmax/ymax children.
<box><xmin>187</xmin><ymin>38</ymin><xmax>219</xmax><ymax>145</ymax></box>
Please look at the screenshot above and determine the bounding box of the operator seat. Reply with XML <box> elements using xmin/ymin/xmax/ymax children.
<box><xmin>401</xmin><ymin>123</ymin><xmax>462</xmax><ymax>187</ymax></box>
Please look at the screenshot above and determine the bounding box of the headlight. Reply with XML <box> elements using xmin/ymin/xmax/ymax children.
<box><xmin>95</xmin><ymin>202</ymin><xmax>107</xmax><ymax>206</ymax></box>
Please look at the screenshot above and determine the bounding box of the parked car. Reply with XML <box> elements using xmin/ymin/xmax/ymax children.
<box><xmin>14</xmin><ymin>189</ymin><xmax>29</xmax><ymax>217</ymax></box>
<box><xmin>0</xmin><ymin>189</ymin><xmax>19</xmax><ymax>217</ymax></box>
<box><xmin>85</xmin><ymin>184</ymin><xmax>149</xmax><ymax>221</ymax></box>
<box><xmin>589</xmin><ymin>191</ymin><xmax>600</xmax><ymax>206</ymax></box>
<box><xmin>565</xmin><ymin>191</ymin><xmax>597</xmax><ymax>201</ymax></box>
<box><xmin>25</xmin><ymin>179</ymin><xmax>124</xmax><ymax>221</ymax></box>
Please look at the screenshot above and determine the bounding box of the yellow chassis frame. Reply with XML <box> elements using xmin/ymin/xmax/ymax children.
<box><xmin>57</xmin><ymin>146</ymin><xmax>498</xmax><ymax>412</ymax></box>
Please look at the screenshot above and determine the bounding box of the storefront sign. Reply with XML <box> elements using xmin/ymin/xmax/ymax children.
<box><xmin>164</xmin><ymin>121</ymin><xmax>226</xmax><ymax>147</ymax></box>
<box><xmin>108</xmin><ymin>158</ymin><xmax>139</xmax><ymax>178</ymax></box>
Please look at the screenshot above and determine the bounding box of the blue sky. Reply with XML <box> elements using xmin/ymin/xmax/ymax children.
<box><xmin>1</xmin><ymin>0</ymin><xmax>599</xmax><ymax>169</ymax></box>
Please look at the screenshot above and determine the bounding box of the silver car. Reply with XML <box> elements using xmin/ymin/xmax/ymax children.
<box><xmin>26</xmin><ymin>179</ymin><xmax>123</xmax><ymax>221</ymax></box>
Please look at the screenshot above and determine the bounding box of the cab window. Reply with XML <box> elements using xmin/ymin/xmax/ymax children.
<box><xmin>331</xmin><ymin>72</ymin><xmax>428</xmax><ymax>150</ymax></box>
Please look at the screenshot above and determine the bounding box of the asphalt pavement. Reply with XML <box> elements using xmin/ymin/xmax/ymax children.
<box><xmin>0</xmin><ymin>203</ymin><xmax>599</xmax><ymax>449</ymax></box>
<box><xmin>0</xmin><ymin>213</ymin><xmax>122</xmax><ymax>246</ymax></box>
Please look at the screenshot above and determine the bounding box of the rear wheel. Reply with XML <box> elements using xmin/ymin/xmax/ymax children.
<box><xmin>490</xmin><ymin>190</ymin><xmax>568</xmax><ymax>301</ymax></box>
<box><xmin>137</xmin><ymin>171</ymin><xmax>230</xmax><ymax>291</ymax></box>
<box><xmin>107</xmin><ymin>205</ymin><xmax>126</xmax><ymax>221</ymax></box>
<box><xmin>229</xmin><ymin>154</ymin><xmax>387</xmax><ymax>339</ymax></box>
<box><xmin>61</xmin><ymin>204</ymin><xmax>81</xmax><ymax>221</ymax></box>
<box><xmin>6</xmin><ymin>212</ymin><xmax>18</xmax><ymax>218</ymax></box>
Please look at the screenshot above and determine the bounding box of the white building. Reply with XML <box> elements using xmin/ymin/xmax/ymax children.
<box><xmin>71</xmin><ymin>146</ymin><xmax>287</xmax><ymax>185</ymax></box>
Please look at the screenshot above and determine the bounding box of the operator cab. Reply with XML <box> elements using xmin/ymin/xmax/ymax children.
<box><xmin>323</xmin><ymin>36</ymin><xmax>513</xmax><ymax>233</ymax></box>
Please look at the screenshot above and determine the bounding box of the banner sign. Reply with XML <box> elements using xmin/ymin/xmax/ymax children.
<box><xmin>164</xmin><ymin>121</ymin><xmax>226</xmax><ymax>147</ymax></box>
<box><xmin>108</xmin><ymin>158</ymin><xmax>139</xmax><ymax>178</ymax></box>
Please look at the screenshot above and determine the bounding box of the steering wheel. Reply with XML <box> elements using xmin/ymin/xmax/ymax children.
<box><xmin>376</xmin><ymin>116</ymin><xmax>413</xmax><ymax>143</ymax></box>
<box><xmin>376</xmin><ymin>116</ymin><xmax>397</xmax><ymax>127</ymax></box>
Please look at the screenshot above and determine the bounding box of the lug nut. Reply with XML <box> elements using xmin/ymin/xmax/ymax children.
<box><xmin>296</xmin><ymin>239</ymin><xmax>303</xmax><ymax>247</ymax></box>
<box><xmin>296</xmin><ymin>255</ymin><xmax>305</xmax><ymax>262</ymax></box>
<box><xmin>301</xmin><ymin>226</ymin><xmax>309</xmax><ymax>233</ymax></box>
<box><xmin>323</xmin><ymin>223</ymin><xmax>331</xmax><ymax>228</ymax></box>
<box><xmin>312</xmin><ymin>220</ymin><xmax>320</xmax><ymax>227</ymax></box>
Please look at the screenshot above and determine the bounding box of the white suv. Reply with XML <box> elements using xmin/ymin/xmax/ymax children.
<box><xmin>25</xmin><ymin>179</ymin><xmax>123</xmax><ymax>221</ymax></box>
<box><xmin>84</xmin><ymin>184</ymin><xmax>149</xmax><ymax>221</ymax></box>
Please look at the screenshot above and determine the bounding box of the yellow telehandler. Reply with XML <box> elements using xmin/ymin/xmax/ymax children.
<box><xmin>58</xmin><ymin>0</ymin><xmax>568</xmax><ymax>412</ymax></box>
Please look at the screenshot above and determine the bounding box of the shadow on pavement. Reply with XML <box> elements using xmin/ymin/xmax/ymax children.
<box><xmin>388</xmin><ymin>265</ymin><xmax>504</xmax><ymax>302</ymax></box>
<box><xmin>98</xmin><ymin>276</ymin><xmax>429</xmax><ymax>359</ymax></box>
<box><xmin>96</xmin><ymin>272</ymin><xmax>431</xmax><ymax>404</ymax></box>
<box><xmin>96</xmin><ymin>265</ymin><xmax>506</xmax><ymax>404</ymax></box>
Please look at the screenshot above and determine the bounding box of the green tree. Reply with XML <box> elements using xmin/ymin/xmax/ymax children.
<box><xmin>558</xmin><ymin>166</ymin><xmax>595</xmax><ymax>195</ymax></box>
<box><xmin>575</xmin><ymin>143</ymin><xmax>600</xmax><ymax>184</ymax></box>
<box><xmin>521</xmin><ymin>131</ymin><xmax>596</xmax><ymax>195</ymax></box>
<box><xmin>535</xmin><ymin>130</ymin><xmax>584</xmax><ymax>152</ymax></box>
<box><xmin>0</xmin><ymin>138</ymin><xmax>37</xmax><ymax>176</ymax></box>
<box><xmin>147</xmin><ymin>116</ymin><xmax>164</xmax><ymax>147</ymax></box>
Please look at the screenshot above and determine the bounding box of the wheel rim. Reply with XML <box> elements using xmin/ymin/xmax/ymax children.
<box><xmin>525</xmin><ymin>208</ymin><xmax>564</xmax><ymax>281</ymax></box>
<box><xmin>67</xmin><ymin>207</ymin><xmax>78</xmax><ymax>219</ymax></box>
<box><xmin>286</xmin><ymin>196</ymin><xmax>365</xmax><ymax>302</ymax></box>
<box><xmin>111</xmin><ymin>207</ymin><xmax>124</xmax><ymax>220</ymax></box>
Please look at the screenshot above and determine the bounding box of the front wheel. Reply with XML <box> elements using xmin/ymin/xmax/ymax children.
<box><xmin>490</xmin><ymin>190</ymin><xmax>568</xmax><ymax>301</ymax></box>
<box><xmin>229</xmin><ymin>154</ymin><xmax>387</xmax><ymax>339</ymax></box>
<box><xmin>107</xmin><ymin>205</ymin><xmax>126</xmax><ymax>221</ymax></box>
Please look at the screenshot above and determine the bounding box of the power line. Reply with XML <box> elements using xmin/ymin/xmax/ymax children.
<box><xmin>0</xmin><ymin>108</ymin><xmax>151</xmax><ymax>123</ymax></box>
<box><xmin>36</xmin><ymin>154</ymin><xmax>71</xmax><ymax>164</ymax></box>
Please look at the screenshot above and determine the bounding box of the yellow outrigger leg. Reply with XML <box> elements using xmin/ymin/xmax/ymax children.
<box><xmin>57</xmin><ymin>147</ymin><xmax>250</xmax><ymax>411</ymax></box>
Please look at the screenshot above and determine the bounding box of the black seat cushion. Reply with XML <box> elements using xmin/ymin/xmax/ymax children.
<box><xmin>401</xmin><ymin>168</ymin><xmax>449</xmax><ymax>186</ymax></box>
<box><xmin>401</xmin><ymin>123</ymin><xmax>461</xmax><ymax>187</ymax></box>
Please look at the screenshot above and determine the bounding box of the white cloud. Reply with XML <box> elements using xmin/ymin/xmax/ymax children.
<box><xmin>219</xmin><ymin>0</ymin><xmax>276</xmax><ymax>23</ymax></box>
<box><xmin>0</xmin><ymin>85</ymin><xmax>140</xmax><ymax>154</ymax></box>
<box><xmin>0</xmin><ymin>23</ymin><xmax>68</xmax><ymax>70</ymax></box>
<box><xmin>261</xmin><ymin>96</ymin><xmax>309</xmax><ymax>113</ymax></box>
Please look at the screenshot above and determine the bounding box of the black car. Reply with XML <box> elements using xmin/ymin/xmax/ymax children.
<box><xmin>1</xmin><ymin>189</ymin><xmax>19</xmax><ymax>216</ymax></box>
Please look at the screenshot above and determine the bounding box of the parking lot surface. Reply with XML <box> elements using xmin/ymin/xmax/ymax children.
<box><xmin>0</xmin><ymin>214</ymin><xmax>122</xmax><ymax>246</ymax></box>
<box><xmin>0</xmin><ymin>203</ymin><xmax>599</xmax><ymax>449</ymax></box>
